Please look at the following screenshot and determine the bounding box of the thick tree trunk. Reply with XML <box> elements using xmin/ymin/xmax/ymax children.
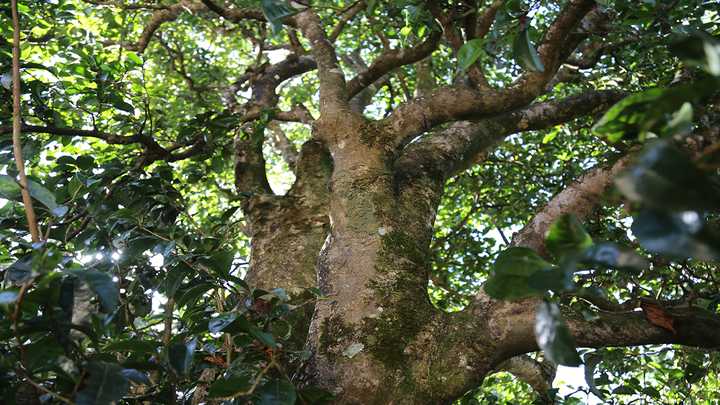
<box><xmin>286</xmin><ymin>119</ymin><xmax>497</xmax><ymax>404</ymax></box>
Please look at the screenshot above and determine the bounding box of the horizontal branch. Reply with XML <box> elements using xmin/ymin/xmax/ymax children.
<box><xmin>0</xmin><ymin>124</ymin><xmax>141</xmax><ymax>144</ymax></box>
<box><xmin>396</xmin><ymin>90</ymin><xmax>625</xmax><ymax>183</ymax></box>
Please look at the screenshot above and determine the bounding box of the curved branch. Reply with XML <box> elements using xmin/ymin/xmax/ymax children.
<box><xmin>294</xmin><ymin>9</ymin><xmax>348</xmax><ymax>113</ymax></box>
<box><xmin>130</xmin><ymin>1</ymin><xmax>206</xmax><ymax>53</ymax></box>
<box><xmin>345</xmin><ymin>28</ymin><xmax>442</xmax><ymax>100</ymax></box>
<box><xmin>510</xmin><ymin>153</ymin><xmax>633</xmax><ymax>254</ymax></box>
<box><xmin>383</xmin><ymin>0</ymin><xmax>598</xmax><ymax>146</ymax></box>
<box><xmin>329</xmin><ymin>1</ymin><xmax>365</xmax><ymax>42</ymax></box>
<box><xmin>494</xmin><ymin>355</ymin><xmax>556</xmax><ymax>403</ymax></box>
<box><xmin>396</xmin><ymin>90</ymin><xmax>625</xmax><ymax>183</ymax></box>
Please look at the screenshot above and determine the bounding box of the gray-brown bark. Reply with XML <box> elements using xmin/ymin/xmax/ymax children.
<box><xmin>218</xmin><ymin>3</ymin><xmax>720</xmax><ymax>404</ymax></box>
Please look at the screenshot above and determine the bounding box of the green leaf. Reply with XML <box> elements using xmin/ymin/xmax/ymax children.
<box><xmin>255</xmin><ymin>378</ymin><xmax>297</xmax><ymax>405</ymax></box>
<box><xmin>236</xmin><ymin>316</ymin><xmax>277</xmax><ymax>348</ymax></box>
<box><xmin>527</xmin><ymin>267</ymin><xmax>575</xmax><ymax>292</ymax></box>
<box><xmin>615</xmin><ymin>141</ymin><xmax>720</xmax><ymax>211</ymax></box>
<box><xmin>484</xmin><ymin>247</ymin><xmax>554</xmax><ymax>300</ymax></box>
<box><xmin>176</xmin><ymin>282</ymin><xmax>213</xmax><ymax>308</ymax></box>
<box><xmin>66</xmin><ymin>269</ymin><xmax>119</xmax><ymax>312</ymax></box>
<box><xmin>75</xmin><ymin>362</ymin><xmax>130</xmax><ymax>405</ymax></box>
<box><xmin>669</xmin><ymin>28</ymin><xmax>720</xmax><ymax>76</ymax></box>
<box><xmin>632</xmin><ymin>210</ymin><xmax>720</xmax><ymax>261</ymax></box>
<box><xmin>592</xmin><ymin>79</ymin><xmax>719</xmax><ymax>141</ymax></box>
<box><xmin>108</xmin><ymin>93</ymin><xmax>134</xmax><ymax>113</ymax></box>
<box><xmin>513</xmin><ymin>27</ymin><xmax>544</xmax><ymax>72</ymax></box>
<box><xmin>4</xmin><ymin>256</ymin><xmax>32</xmax><ymax>283</ymax></box>
<box><xmin>581</xmin><ymin>243</ymin><xmax>648</xmax><ymax>271</ymax></box>
<box><xmin>0</xmin><ymin>174</ymin><xmax>21</xmax><ymax>199</ymax></box>
<box><xmin>125</xmin><ymin>52</ymin><xmax>142</xmax><ymax>66</ymax></box>
<box><xmin>458</xmin><ymin>39</ymin><xmax>485</xmax><ymax>72</ymax></box>
<box><xmin>545</xmin><ymin>214</ymin><xmax>593</xmax><ymax>260</ymax></box>
<box><xmin>261</xmin><ymin>0</ymin><xmax>299</xmax><ymax>34</ymax></box>
<box><xmin>209</xmin><ymin>312</ymin><xmax>237</xmax><ymax>333</ymax></box>
<box><xmin>168</xmin><ymin>338</ymin><xmax>196</xmax><ymax>376</ymax></box>
<box><xmin>27</xmin><ymin>179</ymin><xmax>68</xmax><ymax>217</ymax></box>
<box><xmin>207</xmin><ymin>374</ymin><xmax>253</xmax><ymax>399</ymax></box>
<box><xmin>534</xmin><ymin>301</ymin><xmax>582</xmax><ymax>366</ymax></box>
<box><xmin>366</xmin><ymin>0</ymin><xmax>378</xmax><ymax>14</ymax></box>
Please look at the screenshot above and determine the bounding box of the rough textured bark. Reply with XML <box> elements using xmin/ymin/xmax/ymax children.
<box><xmin>208</xmin><ymin>3</ymin><xmax>720</xmax><ymax>404</ymax></box>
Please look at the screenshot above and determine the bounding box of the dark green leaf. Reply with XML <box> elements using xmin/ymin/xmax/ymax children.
<box><xmin>484</xmin><ymin>247</ymin><xmax>555</xmax><ymax>300</ymax></box>
<box><xmin>366</xmin><ymin>0</ymin><xmax>377</xmax><ymax>14</ymax></box>
<box><xmin>236</xmin><ymin>316</ymin><xmax>277</xmax><ymax>348</ymax></box>
<box><xmin>458</xmin><ymin>39</ymin><xmax>485</xmax><ymax>72</ymax></box>
<box><xmin>545</xmin><ymin>214</ymin><xmax>593</xmax><ymax>259</ymax></box>
<box><xmin>168</xmin><ymin>338</ymin><xmax>196</xmax><ymax>376</ymax></box>
<box><xmin>255</xmin><ymin>378</ymin><xmax>297</xmax><ymax>405</ymax></box>
<box><xmin>207</xmin><ymin>374</ymin><xmax>253</xmax><ymax>399</ymax></box>
<box><xmin>584</xmin><ymin>353</ymin><xmax>606</xmax><ymax>400</ymax></box>
<box><xmin>27</xmin><ymin>179</ymin><xmax>57</xmax><ymax>209</ymax></box>
<box><xmin>261</xmin><ymin>0</ymin><xmax>299</xmax><ymax>34</ymax></box>
<box><xmin>669</xmin><ymin>28</ymin><xmax>720</xmax><ymax>75</ymax></box>
<box><xmin>75</xmin><ymin>362</ymin><xmax>130</xmax><ymax>405</ymax></box>
<box><xmin>209</xmin><ymin>312</ymin><xmax>237</xmax><ymax>333</ymax></box>
<box><xmin>581</xmin><ymin>242</ymin><xmax>648</xmax><ymax>271</ymax></box>
<box><xmin>104</xmin><ymin>340</ymin><xmax>161</xmax><ymax>354</ymax></box>
<box><xmin>176</xmin><ymin>282</ymin><xmax>213</xmax><ymax>308</ymax></box>
<box><xmin>66</xmin><ymin>269</ymin><xmax>119</xmax><ymax>312</ymax></box>
<box><xmin>298</xmin><ymin>386</ymin><xmax>335</xmax><ymax>404</ymax></box>
<box><xmin>592</xmin><ymin>79</ymin><xmax>719</xmax><ymax>141</ymax></box>
<box><xmin>632</xmin><ymin>210</ymin><xmax>720</xmax><ymax>261</ymax></box>
<box><xmin>4</xmin><ymin>256</ymin><xmax>33</xmax><ymax>284</ymax></box>
<box><xmin>513</xmin><ymin>27</ymin><xmax>544</xmax><ymax>72</ymax></box>
<box><xmin>615</xmin><ymin>141</ymin><xmax>720</xmax><ymax>211</ymax></box>
<box><xmin>534</xmin><ymin>301</ymin><xmax>582</xmax><ymax>366</ymax></box>
<box><xmin>612</xmin><ymin>385</ymin><xmax>636</xmax><ymax>395</ymax></box>
<box><xmin>0</xmin><ymin>174</ymin><xmax>20</xmax><ymax>199</ymax></box>
<box><xmin>527</xmin><ymin>267</ymin><xmax>575</xmax><ymax>292</ymax></box>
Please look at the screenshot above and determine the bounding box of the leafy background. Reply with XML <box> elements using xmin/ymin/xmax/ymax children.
<box><xmin>1</xmin><ymin>0</ymin><xmax>720</xmax><ymax>404</ymax></box>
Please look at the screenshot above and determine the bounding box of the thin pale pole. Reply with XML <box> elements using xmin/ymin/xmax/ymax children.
<box><xmin>10</xmin><ymin>0</ymin><xmax>40</xmax><ymax>243</ymax></box>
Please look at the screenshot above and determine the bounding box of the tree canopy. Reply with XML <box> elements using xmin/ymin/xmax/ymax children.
<box><xmin>1</xmin><ymin>0</ymin><xmax>720</xmax><ymax>404</ymax></box>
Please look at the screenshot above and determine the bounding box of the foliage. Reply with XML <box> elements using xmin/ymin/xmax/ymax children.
<box><xmin>0</xmin><ymin>0</ymin><xmax>719</xmax><ymax>404</ymax></box>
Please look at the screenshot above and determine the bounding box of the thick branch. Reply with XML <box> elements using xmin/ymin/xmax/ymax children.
<box><xmin>294</xmin><ymin>9</ymin><xmax>348</xmax><ymax>113</ymax></box>
<box><xmin>495</xmin><ymin>301</ymin><xmax>720</xmax><ymax>362</ymax></box>
<box><xmin>510</xmin><ymin>154</ymin><xmax>632</xmax><ymax>254</ymax></box>
<box><xmin>494</xmin><ymin>355</ymin><xmax>556</xmax><ymax>403</ymax></box>
<box><xmin>384</xmin><ymin>0</ymin><xmax>597</xmax><ymax>145</ymax></box>
<box><xmin>396</xmin><ymin>90</ymin><xmax>625</xmax><ymax>183</ymax></box>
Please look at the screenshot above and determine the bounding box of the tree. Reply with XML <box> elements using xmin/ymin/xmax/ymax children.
<box><xmin>1</xmin><ymin>0</ymin><xmax>720</xmax><ymax>403</ymax></box>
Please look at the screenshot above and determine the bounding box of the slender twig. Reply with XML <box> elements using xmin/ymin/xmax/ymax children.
<box><xmin>10</xmin><ymin>0</ymin><xmax>39</xmax><ymax>243</ymax></box>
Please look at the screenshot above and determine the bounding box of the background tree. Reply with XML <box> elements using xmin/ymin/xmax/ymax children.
<box><xmin>1</xmin><ymin>0</ymin><xmax>720</xmax><ymax>404</ymax></box>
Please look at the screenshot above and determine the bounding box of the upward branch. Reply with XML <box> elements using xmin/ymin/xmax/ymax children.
<box><xmin>10</xmin><ymin>0</ymin><xmax>40</xmax><ymax>243</ymax></box>
<box><xmin>294</xmin><ymin>8</ymin><xmax>348</xmax><ymax>114</ymax></box>
<box><xmin>382</xmin><ymin>0</ymin><xmax>598</xmax><ymax>147</ymax></box>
